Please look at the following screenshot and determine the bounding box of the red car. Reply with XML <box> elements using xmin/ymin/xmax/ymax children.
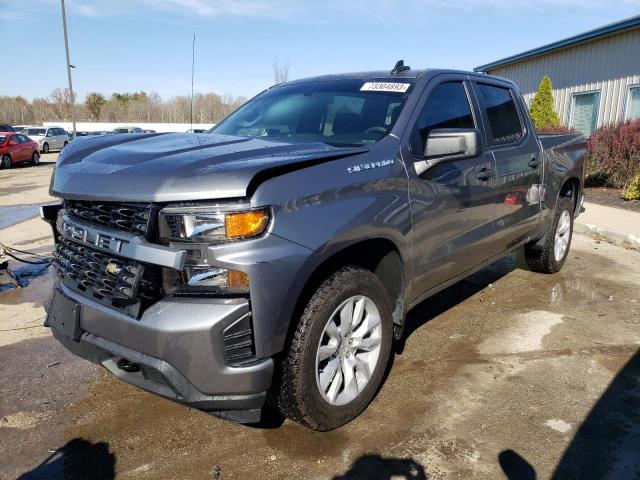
<box><xmin>0</xmin><ymin>132</ymin><xmax>40</xmax><ymax>169</ymax></box>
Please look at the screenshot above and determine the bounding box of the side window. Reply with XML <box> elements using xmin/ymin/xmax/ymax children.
<box><xmin>476</xmin><ymin>84</ymin><xmax>524</xmax><ymax>145</ymax></box>
<box><xmin>16</xmin><ymin>135</ymin><xmax>27</xmax><ymax>143</ymax></box>
<box><xmin>412</xmin><ymin>81</ymin><xmax>474</xmax><ymax>154</ymax></box>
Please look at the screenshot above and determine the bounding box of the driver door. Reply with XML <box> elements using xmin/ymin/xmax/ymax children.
<box><xmin>403</xmin><ymin>77</ymin><xmax>497</xmax><ymax>301</ymax></box>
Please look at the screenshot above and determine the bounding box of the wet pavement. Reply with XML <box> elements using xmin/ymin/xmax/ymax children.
<box><xmin>1</xmin><ymin>233</ymin><xmax>639</xmax><ymax>480</ymax></box>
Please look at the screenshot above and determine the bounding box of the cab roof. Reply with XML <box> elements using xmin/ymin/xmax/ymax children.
<box><xmin>280</xmin><ymin>68</ymin><xmax>511</xmax><ymax>87</ymax></box>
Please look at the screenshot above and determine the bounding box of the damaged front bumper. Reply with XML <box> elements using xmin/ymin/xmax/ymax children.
<box><xmin>47</xmin><ymin>279</ymin><xmax>273</xmax><ymax>423</ymax></box>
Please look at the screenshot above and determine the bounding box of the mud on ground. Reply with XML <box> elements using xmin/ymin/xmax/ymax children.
<box><xmin>1</xmin><ymin>232</ymin><xmax>639</xmax><ymax>480</ymax></box>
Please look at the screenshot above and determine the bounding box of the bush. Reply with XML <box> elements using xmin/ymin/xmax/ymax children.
<box><xmin>622</xmin><ymin>173</ymin><xmax>640</xmax><ymax>200</ymax></box>
<box><xmin>530</xmin><ymin>76</ymin><xmax>561</xmax><ymax>131</ymax></box>
<box><xmin>536</xmin><ymin>125</ymin><xmax>577</xmax><ymax>135</ymax></box>
<box><xmin>587</xmin><ymin>119</ymin><xmax>640</xmax><ymax>189</ymax></box>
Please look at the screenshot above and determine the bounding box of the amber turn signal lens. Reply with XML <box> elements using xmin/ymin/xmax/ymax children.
<box><xmin>227</xmin><ymin>269</ymin><xmax>249</xmax><ymax>289</ymax></box>
<box><xmin>225</xmin><ymin>209</ymin><xmax>269</xmax><ymax>240</ymax></box>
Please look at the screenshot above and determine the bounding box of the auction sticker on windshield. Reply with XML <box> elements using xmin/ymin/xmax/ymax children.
<box><xmin>360</xmin><ymin>82</ymin><xmax>411</xmax><ymax>93</ymax></box>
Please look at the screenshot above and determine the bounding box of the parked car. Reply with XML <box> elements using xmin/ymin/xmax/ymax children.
<box><xmin>21</xmin><ymin>126</ymin><xmax>69</xmax><ymax>153</ymax></box>
<box><xmin>0</xmin><ymin>132</ymin><xmax>40</xmax><ymax>168</ymax></box>
<box><xmin>0</xmin><ymin>123</ymin><xmax>15</xmax><ymax>133</ymax></box>
<box><xmin>113</xmin><ymin>126</ymin><xmax>143</xmax><ymax>134</ymax></box>
<box><xmin>12</xmin><ymin>125</ymin><xmax>26</xmax><ymax>132</ymax></box>
<box><xmin>42</xmin><ymin>65</ymin><xmax>586</xmax><ymax>431</ymax></box>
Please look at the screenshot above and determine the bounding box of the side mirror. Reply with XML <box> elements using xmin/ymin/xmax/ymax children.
<box><xmin>414</xmin><ymin>128</ymin><xmax>482</xmax><ymax>176</ymax></box>
<box><xmin>8</xmin><ymin>140</ymin><xmax>18</xmax><ymax>146</ymax></box>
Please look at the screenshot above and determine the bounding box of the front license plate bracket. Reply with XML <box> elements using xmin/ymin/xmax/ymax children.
<box><xmin>46</xmin><ymin>289</ymin><xmax>82</xmax><ymax>341</ymax></box>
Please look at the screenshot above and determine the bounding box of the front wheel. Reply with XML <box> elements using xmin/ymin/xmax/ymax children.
<box><xmin>272</xmin><ymin>267</ymin><xmax>393</xmax><ymax>430</ymax></box>
<box><xmin>524</xmin><ymin>197</ymin><xmax>574</xmax><ymax>273</ymax></box>
<box><xmin>63</xmin><ymin>141</ymin><xmax>68</xmax><ymax>148</ymax></box>
<box><xmin>1</xmin><ymin>155</ymin><xmax>11</xmax><ymax>169</ymax></box>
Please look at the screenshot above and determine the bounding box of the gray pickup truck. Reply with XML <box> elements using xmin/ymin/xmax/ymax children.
<box><xmin>42</xmin><ymin>63</ymin><xmax>585</xmax><ymax>431</ymax></box>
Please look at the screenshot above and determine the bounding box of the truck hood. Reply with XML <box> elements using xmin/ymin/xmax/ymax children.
<box><xmin>51</xmin><ymin>133</ymin><xmax>368</xmax><ymax>202</ymax></box>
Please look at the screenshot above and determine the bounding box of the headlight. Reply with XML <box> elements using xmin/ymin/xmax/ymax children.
<box><xmin>159</xmin><ymin>206</ymin><xmax>270</xmax><ymax>244</ymax></box>
<box><xmin>159</xmin><ymin>205</ymin><xmax>269</xmax><ymax>296</ymax></box>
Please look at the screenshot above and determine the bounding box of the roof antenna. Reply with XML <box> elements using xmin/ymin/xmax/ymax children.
<box><xmin>391</xmin><ymin>60</ymin><xmax>410</xmax><ymax>75</ymax></box>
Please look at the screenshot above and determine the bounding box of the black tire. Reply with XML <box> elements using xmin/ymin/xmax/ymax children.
<box><xmin>31</xmin><ymin>151</ymin><xmax>40</xmax><ymax>165</ymax></box>
<box><xmin>42</xmin><ymin>143</ymin><xmax>50</xmax><ymax>154</ymax></box>
<box><xmin>1</xmin><ymin>155</ymin><xmax>11</xmax><ymax>169</ymax></box>
<box><xmin>272</xmin><ymin>266</ymin><xmax>393</xmax><ymax>431</ymax></box>
<box><xmin>63</xmin><ymin>141</ymin><xmax>68</xmax><ymax>148</ymax></box>
<box><xmin>524</xmin><ymin>197</ymin><xmax>574</xmax><ymax>273</ymax></box>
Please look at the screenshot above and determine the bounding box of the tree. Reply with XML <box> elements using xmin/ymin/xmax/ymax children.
<box><xmin>273</xmin><ymin>58</ymin><xmax>290</xmax><ymax>85</ymax></box>
<box><xmin>85</xmin><ymin>92</ymin><xmax>106</xmax><ymax>120</ymax></box>
<box><xmin>530</xmin><ymin>76</ymin><xmax>560</xmax><ymax>131</ymax></box>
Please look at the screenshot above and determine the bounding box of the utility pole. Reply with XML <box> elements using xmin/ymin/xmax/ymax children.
<box><xmin>60</xmin><ymin>0</ymin><xmax>76</xmax><ymax>137</ymax></box>
<box><xmin>190</xmin><ymin>34</ymin><xmax>195</xmax><ymax>130</ymax></box>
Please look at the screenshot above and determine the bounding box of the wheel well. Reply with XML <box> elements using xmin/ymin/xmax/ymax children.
<box><xmin>559</xmin><ymin>177</ymin><xmax>580</xmax><ymax>215</ymax></box>
<box><xmin>285</xmin><ymin>239</ymin><xmax>404</xmax><ymax>348</ymax></box>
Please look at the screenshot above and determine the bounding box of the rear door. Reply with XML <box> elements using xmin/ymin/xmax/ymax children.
<box><xmin>404</xmin><ymin>75</ymin><xmax>497</xmax><ymax>300</ymax></box>
<box><xmin>471</xmin><ymin>81</ymin><xmax>542</xmax><ymax>251</ymax></box>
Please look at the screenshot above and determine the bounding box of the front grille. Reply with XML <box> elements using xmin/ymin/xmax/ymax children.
<box><xmin>64</xmin><ymin>200</ymin><xmax>152</xmax><ymax>236</ymax></box>
<box><xmin>52</xmin><ymin>237</ymin><xmax>161</xmax><ymax>317</ymax></box>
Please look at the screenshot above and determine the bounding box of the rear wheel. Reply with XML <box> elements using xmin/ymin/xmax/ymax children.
<box><xmin>524</xmin><ymin>197</ymin><xmax>574</xmax><ymax>273</ymax></box>
<box><xmin>42</xmin><ymin>143</ymin><xmax>50</xmax><ymax>154</ymax></box>
<box><xmin>272</xmin><ymin>267</ymin><xmax>393</xmax><ymax>431</ymax></box>
<box><xmin>1</xmin><ymin>155</ymin><xmax>11</xmax><ymax>169</ymax></box>
<box><xmin>31</xmin><ymin>151</ymin><xmax>40</xmax><ymax>165</ymax></box>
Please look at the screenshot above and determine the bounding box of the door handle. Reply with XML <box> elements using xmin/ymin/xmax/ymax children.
<box><xmin>476</xmin><ymin>167</ymin><xmax>492</xmax><ymax>181</ymax></box>
<box><xmin>528</xmin><ymin>156</ymin><xmax>539</xmax><ymax>169</ymax></box>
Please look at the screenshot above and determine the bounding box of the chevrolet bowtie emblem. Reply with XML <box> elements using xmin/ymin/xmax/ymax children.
<box><xmin>105</xmin><ymin>262</ymin><xmax>122</xmax><ymax>275</ymax></box>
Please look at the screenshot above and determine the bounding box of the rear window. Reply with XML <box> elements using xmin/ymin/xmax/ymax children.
<box><xmin>476</xmin><ymin>84</ymin><xmax>524</xmax><ymax>145</ymax></box>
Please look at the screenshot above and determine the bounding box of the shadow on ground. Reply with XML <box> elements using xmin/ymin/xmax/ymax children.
<box><xmin>500</xmin><ymin>350</ymin><xmax>640</xmax><ymax>479</ymax></box>
<box><xmin>17</xmin><ymin>438</ymin><xmax>115</xmax><ymax>480</ymax></box>
<box><xmin>333</xmin><ymin>454</ymin><xmax>426</xmax><ymax>479</ymax></box>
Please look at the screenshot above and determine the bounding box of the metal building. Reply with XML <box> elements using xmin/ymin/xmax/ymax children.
<box><xmin>475</xmin><ymin>15</ymin><xmax>640</xmax><ymax>136</ymax></box>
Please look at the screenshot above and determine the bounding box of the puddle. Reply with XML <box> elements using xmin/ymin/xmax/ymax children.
<box><xmin>0</xmin><ymin>204</ymin><xmax>41</xmax><ymax>229</ymax></box>
<box><xmin>0</xmin><ymin>201</ymin><xmax>58</xmax><ymax>229</ymax></box>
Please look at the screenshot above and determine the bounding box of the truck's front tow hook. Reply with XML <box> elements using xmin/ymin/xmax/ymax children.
<box><xmin>117</xmin><ymin>358</ymin><xmax>140</xmax><ymax>373</ymax></box>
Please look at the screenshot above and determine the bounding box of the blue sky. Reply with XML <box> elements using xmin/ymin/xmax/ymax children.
<box><xmin>3</xmin><ymin>0</ymin><xmax>639</xmax><ymax>102</ymax></box>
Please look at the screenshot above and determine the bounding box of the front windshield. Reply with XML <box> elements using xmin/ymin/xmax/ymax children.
<box><xmin>24</xmin><ymin>128</ymin><xmax>45</xmax><ymax>136</ymax></box>
<box><xmin>210</xmin><ymin>79</ymin><xmax>413</xmax><ymax>147</ymax></box>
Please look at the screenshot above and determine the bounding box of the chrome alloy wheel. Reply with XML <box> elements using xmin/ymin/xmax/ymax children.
<box><xmin>554</xmin><ymin>210</ymin><xmax>571</xmax><ymax>262</ymax></box>
<box><xmin>315</xmin><ymin>295</ymin><xmax>383</xmax><ymax>406</ymax></box>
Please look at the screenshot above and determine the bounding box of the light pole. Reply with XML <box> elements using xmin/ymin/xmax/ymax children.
<box><xmin>60</xmin><ymin>0</ymin><xmax>76</xmax><ymax>137</ymax></box>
